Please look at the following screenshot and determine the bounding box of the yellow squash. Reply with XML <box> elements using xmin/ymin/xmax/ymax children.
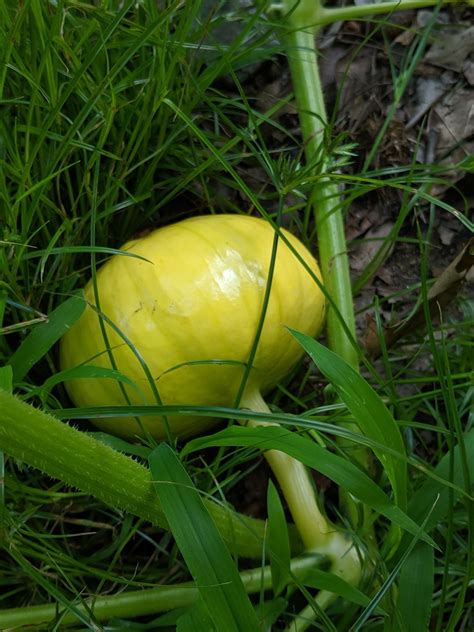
<box><xmin>60</xmin><ymin>215</ymin><xmax>326</xmax><ymax>439</ymax></box>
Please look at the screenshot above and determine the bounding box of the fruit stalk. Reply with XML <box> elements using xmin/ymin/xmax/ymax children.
<box><xmin>282</xmin><ymin>3</ymin><xmax>358</xmax><ymax>371</ymax></box>
<box><xmin>242</xmin><ymin>390</ymin><xmax>362</xmax><ymax>614</ymax></box>
<box><xmin>241</xmin><ymin>389</ymin><xmax>331</xmax><ymax>550</ymax></box>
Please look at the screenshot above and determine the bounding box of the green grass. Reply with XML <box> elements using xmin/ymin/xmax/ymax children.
<box><xmin>1</xmin><ymin>0</ymin><xmax>473</xmax><ymax>630</ymax></box>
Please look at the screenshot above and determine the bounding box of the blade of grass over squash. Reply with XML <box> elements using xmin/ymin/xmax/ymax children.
<box><xmin>148</xmin><ymin>444</ymin><xmax>260</xmax><ymax>632</ymax></box>
<box><xmin>288</xmin><ymin>329</ymin><xmax>408</xmax><ymax>510</ymax></box>
<box><xmin>267</xmin><ymin>480</ymin><xmax>291</xmax><ymax>596</ymax></box>
<box><xmin>23</xmin><ymin>246</ymin><xmax>152</xmax><ymax>261</ymax></box>
<box><xmin>161</xmin><ymin>97</ymin><xmax>331</xmax><ymax>305</ymax></box>
<box><xmin>54</xmin><ymin>404</ymin><xmax>390</xmax><ymax>451</ymax></box>
<box><xmin>8</xmin><ymin>294</ymin><xmax>85</xmax><ymax>382</ymax></box>
<box><xmin>182</xmin><ymin>426</ymin><xmax>434</xmax><ymax>546</ymax></box>
<box><xmin>397</xmin><ymin>543</ymin><xmax>434</xmax><ymax>632</ymax></box>
<box><xmin>38</xmin><ymin>365</ymin><xmax>143</xmax><ymax>397</ymax></box>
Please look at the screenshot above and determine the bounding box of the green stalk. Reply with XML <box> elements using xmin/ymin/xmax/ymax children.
<box><xmin>0</xmin><ymin>389</ymin><xmax>300</xmax><ymax>559</ymax></box>
<box><xmin>0</xmin><ymin>554</ymin><xmax>320</xmax><ymax>629</ymax></box>
<box><xmin>282</xmin><ymin>17</ymin><xmax>358</xmax><ymax>371</ymax></box>
<box><xmin>319</xmin><ymin>0</ymin><xmax>470</xmax><ymax>25</ymax></box>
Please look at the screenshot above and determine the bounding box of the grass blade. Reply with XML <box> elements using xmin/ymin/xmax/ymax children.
<box><xmin>397</xmin><ymin>542</ymin><xmax>434</xmax><ymax>632</ymax></box>
<box><xmin>303</xmin><ymin>569</ymin><xmax>381</xmax><ymax>610</ymax></box>
<box><xmin>288</xmin><ymin>329</ymin><xmax>408</xmax><ymax>510</ymax></box>
<box><xmin>148</xmin><ymin>443</ymin><xmax>261</xmax><ymax>632</ymax></box>
<box><xmin>177</xmin><ymin>598</ymin><xmax>215</xmax><ymax>632</ymax></box>
<box><xmin>0</xmin><ymin>366</ymin><xmax>12</xmax><ymax>392</ymax></box>
<box><xmin>400</xmin><ymin>429</ymin><xmax>474</xmax><ymax>549</ymax></box>
<box><xmin>351</xmin><ymin>502</ymin><xmax>437</xmax><ymax>631</ymax></box>
<box><xmin>39</xmin><ymin>365</ymin><xmax>142</xmax><ymax>396</ymax></box>
<box><xmin>183</xmin><ymin>426</ymin><xmax>434</xmax><ymax>546</ymax></box>
<box><xmin>9</xmin><ymin>294</ymin><xmax>85</xmax><ymax>382</ymax></box>
<box><xmin>267</xmin><ymin>480</ymin><xmax>291</xmax><ymax>596</ymax></box>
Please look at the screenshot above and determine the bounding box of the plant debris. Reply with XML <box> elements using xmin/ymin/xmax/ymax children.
<box><xmin>364</xmin><ymin>238</ymin><xmax>474</xmax><ymax>357</ymax></box>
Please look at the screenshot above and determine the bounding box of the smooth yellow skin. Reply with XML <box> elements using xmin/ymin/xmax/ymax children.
<box><xmin>60</xmin><ymin>215</ymin><xmax>326</xmax><ymax>440</ymax></box>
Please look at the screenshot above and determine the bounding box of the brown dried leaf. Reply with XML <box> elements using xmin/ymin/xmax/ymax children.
<box><xmin>350</xmin><ymin>222</ymin><xmax>394</xmax><ymax>273</ymax></box>
<box><xmin>433</xmin><ymin>89</ymin><xmax>474</xmax><ymax>154</ymax></box>
<box><xmin>424</xmin><ymin>26</ymin><xmax>474</xmax><ymax>73</ymax></box>
<box><xmin>365</xmin><ymin>239</ymin><xmax>474</xmax><ymax>357</ymax></box>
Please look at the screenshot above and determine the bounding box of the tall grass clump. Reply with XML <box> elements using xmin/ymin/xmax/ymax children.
<box><xmin>1</xmin><ymin>0</ymin><xmax>472</xmax><ymax>630</ymax></box>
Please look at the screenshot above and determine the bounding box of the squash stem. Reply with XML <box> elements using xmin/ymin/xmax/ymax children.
<box><xmin>241</xmin><ymin>389</ymin><xmax>329</xmax><ymax>549</ymax></box>
<box><xmin>277</xmin><ymin>4</ymin><xmax>373</xmax><ymax>620</ymax></box>
<box><xmin>240</xmin><ymin>389</ymin><xmax>361</xmax><ymax>594</ymax></box>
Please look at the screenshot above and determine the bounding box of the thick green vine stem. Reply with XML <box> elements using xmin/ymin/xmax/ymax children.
<box><xmin>0</xmin><ymin>554</ymin><xmax>320</xmax><ymax>629</ymax></box>
<box><xmin>282</xmin><ymin>16</ymin><xmax>359</xmax><ymax>371</ymax></box>
<box><xmin>0</xmin><ymin>389</ymin><xmax>295</xmax><ymax>559</ymax></box>
<box><xmin>281</xmin><ymin>0</ymin><xmax>471</xmax><ymax>369</ymax></box>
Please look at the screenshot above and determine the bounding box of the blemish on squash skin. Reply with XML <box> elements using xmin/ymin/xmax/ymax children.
<box><xmin>207</xmin><ymin>249</ymin><xmax>265</xmax><ymax>300</ymax></box>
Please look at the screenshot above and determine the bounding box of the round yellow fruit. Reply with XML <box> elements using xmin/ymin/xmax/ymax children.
<box><xmin>60</xmin><ymin>215</ymin><xmax>326</xmax><ymax>439</ymax></box>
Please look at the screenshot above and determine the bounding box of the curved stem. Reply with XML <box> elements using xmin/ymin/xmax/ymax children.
<box><xmin>241</xmin><ymin>392</ymin><xmax>361</xmax><ymax>589</ymax></box>
<box><xmin>0</xmin><ymin>554</ymin><xmax>321</xmax><ymax>629</ymax></box>
<box><xmin>319</xmin><ymin>0</ymin><xmax>466</xmax><ymax>26</ymax></box>
<box><xmin>0</xmin><ymin>389</ymin><xmax>298</xmax><ymax>559</ymax></box>
<box><xmin>241</xmin><ymin>389</ymin><xmax>331</xmax><ymax>551</ymax></box>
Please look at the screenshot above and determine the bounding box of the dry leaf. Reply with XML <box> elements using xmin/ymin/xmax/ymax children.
<box><xmin>350</xmin><ymin>222</ymin><xmax>394</xmax><ymax>273</ymax></box>
<box><xmin>364</xmin><ymin>239</ymin><xmax>474</xmax><ymax>357</ymax></box>
<box><xmin>424</xmin><ymin>26</ymin><xmax>474</xmax><ymax>73</ymax></box>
